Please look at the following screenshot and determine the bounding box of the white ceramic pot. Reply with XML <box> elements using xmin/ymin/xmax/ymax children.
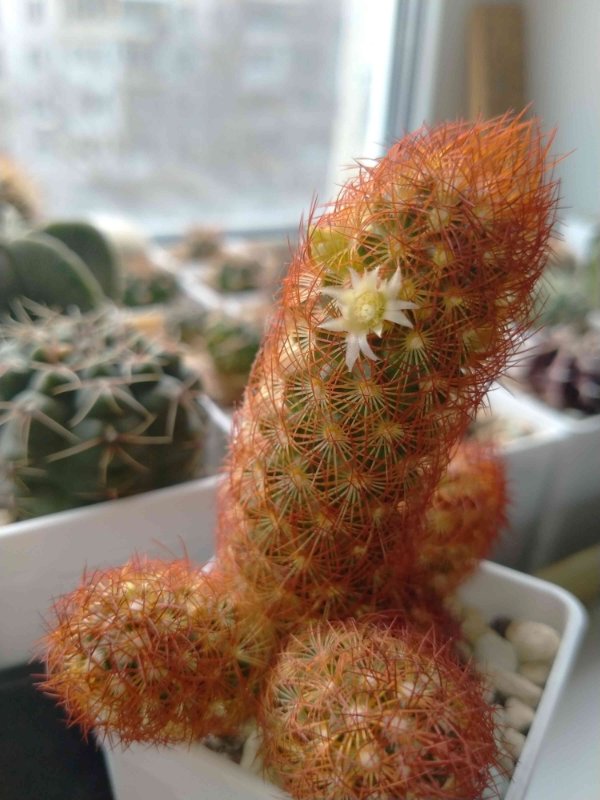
<box><xmin>102</xmin><ymin>560</ymin><xmax>587</xmax><ymax>800</ymax></box>
<box><xmin>495</xmin><ymin>384</ymin><xmax>600</xmax><ymax>570</ymax></box>
<box><xmin>480</xmin><ymin>385</ymin><xmax>569</xmax><ymax>570</ymax></box>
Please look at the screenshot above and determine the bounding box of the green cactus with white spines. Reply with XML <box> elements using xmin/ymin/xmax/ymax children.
<box><xmin>0</xmin><ymin>306</ymin><xmax>209</xmax><ymax>520</ymax></box>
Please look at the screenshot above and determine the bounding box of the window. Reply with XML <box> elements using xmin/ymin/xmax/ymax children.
<box><xmin>27</xmin><ymin>1</ymin><xmax>45</xmax><ymax>24</ymax></box>
<box><xmin>0</xmin><ymin>0</ymin><xmax>433</xmax><ymax>234</ymax></box>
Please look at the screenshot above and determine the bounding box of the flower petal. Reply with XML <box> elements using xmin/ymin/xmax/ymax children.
<box><xmin>320</xmin><ymin>285</ymin><xmax>348</xmax><ymax>301</ymax></box>
<box><xmin>348</xmin><ymin>268</ymin><xmax>363</xmax><ymax>290</ymax></box>
<box><xmin>384</xmin><ymin>309</ymin><xmax>414</xmax><ymax>328</ymax></box>
<box><xmin>388</xmin><ymin>298</ymin><xmax>419</xmax><ymax>311</ymax></box>
<box><xmin>358</xmin><ymin>333</ymin><xmax>378</xmax><ymax>362</ymax></box>
<box><xmin>345</xmin><ymin>334</ymin><xmax>361</xmax><ymax>370</ymax></box>
<box><xmin>387</xmin><ymin>268</ymin><xmax>403</xmax><ymax>295</ymax></box>
<box><xmin>320</xmin><ymin>317</ymin><xmax>349</xmax><ymax>333</ymax></box>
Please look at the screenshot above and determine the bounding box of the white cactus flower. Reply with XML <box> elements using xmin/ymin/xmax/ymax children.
<box><xmin>320</xmin><ymin>267</ymin><xmax>417</xmax><ymax>370</ymax></box>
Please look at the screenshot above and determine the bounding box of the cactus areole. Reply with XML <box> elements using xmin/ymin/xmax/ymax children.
<box><xmin>218</xmin><ymin>114</ymin><xmax>558</xmax><ymax>618</ymax></box>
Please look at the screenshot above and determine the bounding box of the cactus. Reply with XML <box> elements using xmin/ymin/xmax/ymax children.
<box><xmin>0</xmin><ymin>155</ymin><xmax>39</xmax><ymax>236</ymax></box>
<box><xmin>218</xmin><ymin>114</ymin><xmax>558</xmax><ymax>621</ymax></box>
<box><xmin>123</xmin><ymin>271</ymin><xmax>179</xmax><ymax>307</ymax></box>
<box><xmin>414</xmin><ymin>441</ymin><xmax>507</xmax><ymax>594</ymax></box>
<box><xmin>38</xmin><ymin>114</ymin><xmax>559</xmax><ymax>791</ymax></box>
<box><xmin>40</xmin><ymin>558</ymin><xmax>277</xmax><ymax>744</ymax></box>
<box><xmin>210</xmin><ymin>250</ymin><xmax>265</xmax><ymax>293</ymax></box>
<box><xmin>0</xmin><ymin>306</ymin><xmax>209</xmax><ymax>519</ymax></box>
<box><xmin>40</xmin><ymin>220</ymin><xmax>124</xmax><ymax>302</ymax></box>
<box><xmin>0</xmin><ymin>234</ymin><xmax>106</xmax><ymax>315</ymax></box>
<box><xmin>203</xmin><ymin>314</ymin><xmax>262</xmax><ymax>377</ymax></box>
<box><xmin>260</xmin><ymin>619</ymin><xmax>499</xmax><ymax>800</ymax></box>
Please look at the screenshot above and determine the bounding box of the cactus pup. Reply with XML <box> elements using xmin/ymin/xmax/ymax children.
<box><xmin>260</xmin><ymin>619</ymin><xmax>499</xmax><ymax>800</ymax></box>
<box><xmin>218</xmin><ymin>114</ymin><xmax>558</xmax><ymax>621</ymax></box>
<box><xmin>413</xmin><ymin>440</ymin><xmax>507</xmax><ymax>594</ymax></box>
<box><xmin>40</xmin><ymin>558</ymin><xmax>277</xmax><ymax>745</ymax></box>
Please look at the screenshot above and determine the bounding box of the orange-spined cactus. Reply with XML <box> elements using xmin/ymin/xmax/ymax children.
<box><xmin>218</xmin><ymin>114</ymin><xmax>558</xmax><ymax>619</ymax></box>
<box><xmin>259</xmin><ymin>619</ymin><xmax>499</xmax><ymax>800</ymax></box>
<box><xmin>414</xmin><ymin>440</ymin><xmax>507</xmax><ymax>594</ymax></box>
<box><xmin>40</xmin><ymin>558</ymin><xmax>277</xmax><ymax>745</ymax></box>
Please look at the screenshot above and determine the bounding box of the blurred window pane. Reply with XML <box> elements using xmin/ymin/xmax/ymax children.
<box><xmin>0</xmin><ymin>0</ymin><xmax>408</xmax><ymax>233</ymax></box>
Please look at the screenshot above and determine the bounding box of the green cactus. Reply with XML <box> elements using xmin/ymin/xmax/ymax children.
<box><xmin>204</xmin><ymin>314</ymin><xmax>261</xmax><ymax>377</ymax></box>
<box><xmin>211</xmin><ymin>251</ymin><xmax>264</xmax><ymax>293</ymax></box>
<box><xmin>0</xmin><ymin>306</ymin><xmax>210</xmax><ymax>520</ymax></box>
<box><xmin>0</xmin><ymin>233</ymin><xmax>105</xmax><ymax>315</ymax></box>
<box><xmin>40</xmin><ymin>220</ymin><xmax>124</xmax><ymax>301</ymax></box>
<box><xmin>123</xmin><ymin>271</ymin><xmax>179</xmax><ymax>307</ymax></box>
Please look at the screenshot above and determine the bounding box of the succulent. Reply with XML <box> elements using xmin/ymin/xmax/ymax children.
<box><xmin>209</xmin><ymin>250</ymin><xmax>264</xmax><ymax>293</ymax></box>
<box><xmin>41</xmin><ymin>558</ymin><xmax>277</xmax><ymax>744</ymax></box>
<box><xmin>217</xmin><ymin>115</ymin><xmax>558</xmax><ymax>622</ymax></box>
<box><xmin>260</xmin><ymin>619</ymin><xmax>499</xmax><ymax>800</ymax></box>
<box><xmin>38</xmin><ymin>114</ymin><xmax>559</xmax><ymax>796</ymax></box>
<box><xmin>173</xmin><ymin>226</ymin><xmax>223</xmax><ymax>261</ymax></box>
<box><xmin>414</xmin><ymin>441</ymin><xmax>507</xmax><ymax>594</ymax></box>
<box><xmin>123</xmin><ymin>271</ymin><xmax>180</xmax><ymax>307</ymax></box>
<box><xmin>40</xmin><ymin>220</ymin><xmax>124</xmax><ymax>302</ymax></box>
<box><xmin>519</xmin><ymin>323</ymin><xmax>600</xmax><ymax>414</ymax></box>
<box><xmin>0</xmin><ymin>233</ymin><xmax>106</xmax><ymax>315</ymax></box>
<box><xmin>0</xmin><ymin>306</ymin><xmax>209</xmax><ymax>519</ymax></box>
<box><xmin>203</xmin><ymin>314</ymin><xmax>262</xmax><ymax>377</ymax></box>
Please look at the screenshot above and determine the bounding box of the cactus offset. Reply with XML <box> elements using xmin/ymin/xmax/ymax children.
<box><xmin>0</xmin><ymin>234</ymin><xmax>105</xmax><ymax>315</ymax></box>
<box><xmin>0</xmin><ymin>307</ymin><xmax>209</xmax><ymax>519</ymax></box>
<box><xmin>260</xmin><ymin>619</ymin><xmax>499</xmax><ymax>800</ymax></box>
<box><xmin>40</xmin><ymin>220</ymin><xmax>124</xmax><ymax>302</ymax></box>
<box><xmin>41</xmin><ymin>558</ymin><xmax>277</xmax><ymax>744</ymax></box>
<box><xmin>414</xmin><ymin>440</ymin><xmax>507</xmax><ymax>594</ymax></box>
<box><xmin>218</xmin><ymin>115</ymin><xmax>558</xmax><ymax>619</ymax></box>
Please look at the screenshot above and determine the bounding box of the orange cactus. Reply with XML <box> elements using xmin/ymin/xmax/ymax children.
<box><xmin>39</xmin><ymin>558</ymin><xmax>277</xmax><ymax>745</ymax></box>
<box><xmin>218</xmin><ymin>113</ymin><xmax>558</xmax><ymax>619</ymax></box>
<box><xmin>260</xmin><ymin>619</ymin><xmax>499</xmax><ymax>800</ymax></box>
<box><xmin>414</xmin><ymin>440</ymin><xmax>508</xmax><ymax>594</ymax></box>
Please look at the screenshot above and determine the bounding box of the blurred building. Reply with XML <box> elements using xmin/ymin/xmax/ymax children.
<box><xmin>0</xmin><ymin>0</ymin><xmax>345</xmax><ymax>230</ymax></box>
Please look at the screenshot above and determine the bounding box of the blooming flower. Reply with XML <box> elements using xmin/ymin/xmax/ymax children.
<box><xmin>320</xmin><ymin>267</ymin><xmax>418</xmax><ymax>370</ymax></box>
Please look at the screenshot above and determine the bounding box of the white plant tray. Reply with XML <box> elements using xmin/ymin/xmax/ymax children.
<box><xmin>497</xmin><ymin>382</ymin><xmax>600</xmax><ymax>569</ymax></box>
<box><xmin>103</xmin><ymin>560</ymin><xmax>587</xmax><ymax>800</ymax></box>
<box><xmin>478</xmin><ymin>384</ymin><xmax>569</xmax><ymax>569</ymax></box>
<box><xmin>177</xmin><ymin>263</ymin><xmax>272</xmax><ymax>325</ymax></box>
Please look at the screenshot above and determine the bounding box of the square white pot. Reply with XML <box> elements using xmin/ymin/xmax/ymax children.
<box><xmin>178</xmin><ymin>264</ymin><xmax>272</xmax><ymax>324</ymax></box>
<box><xmin>477</xmin><ymin>385</ymin><xmax>569</xmax><ymax>570</ymax></box>
<box><xmin>496</xmin><ymin>384</ymin><xmax>600</xmax><ymax>570</ymax></box>
<box><xmin>0</xmin><ymin>397</ymin><xmax>231</xmax><ymax>671</ymax></box>
<box><xmin>102</xmin><ymin>560</ymin><xmax>587</xmax><ymax>800</ymax></box>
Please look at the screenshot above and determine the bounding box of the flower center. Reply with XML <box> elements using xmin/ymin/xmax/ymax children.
<box><xmin>350</xmin><ymin>290</ymin><xmax>385</xmax><ymax>329</ymax></box>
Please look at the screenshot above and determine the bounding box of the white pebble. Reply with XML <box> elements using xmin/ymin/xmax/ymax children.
<box><xmin>505</xmin><ymin>620</ymin><xmax>561</xmax><ymax>662</ymax></box>
<box><xmin>443</xmin><ymin>594</ymin><xmax>464</xmax><ymax>619</ymax></box>
<box><xmin>240</xmin><ymin>725</ymin><xmax>262</xmax><ymax>775</ymax></box>
<box><xmin>486</xmin><ymin>668</ymin><xmax>543</xmax><ymax>708</ymax></box>
<box><xmin>461</xmin><ymin>606</ymin><xmax>489</xmax><ymax>643</ymax></box>
<box><xmin>474</xmin><ymin>631</ymin><xmax>518</xmax><ymax>673</ymax></box>
<box><xmin>502</xmin><ymin>726</ymin><xmax>527</xmax><ymax>760</ymax></box>
<box><xmin>454</xmin><ymin>639</ymin><xmax>473</xmax><ymax>664</ymax></box>
<box><xmin>504</xmin><ymin>697</ymin><xmax>535</xmax><ymax>732</ymax></box>
<box><xmin>519</xmin><ymin>660</ymin><xmax>552</xmax><ymax>686</ymax></box>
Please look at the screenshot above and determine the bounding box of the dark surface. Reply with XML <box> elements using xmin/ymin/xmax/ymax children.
<box><xmin>0</xmin><ymin>661</ymin><xmax>114</xmax><ymax>800</ymax></box>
